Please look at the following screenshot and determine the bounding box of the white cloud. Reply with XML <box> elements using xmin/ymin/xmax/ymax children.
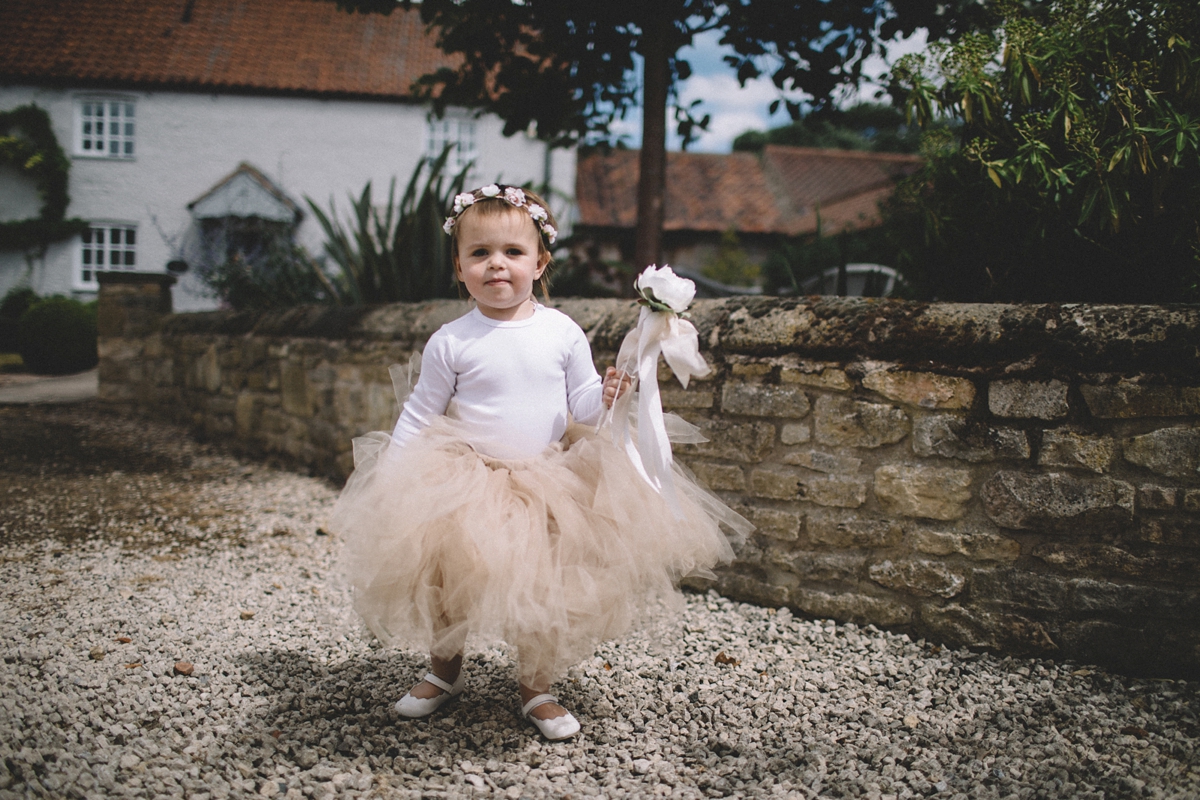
<box><xmin>611</xmin><ymin>28</ymin><xmax>932</xmax><ymax>153</ymax></box>
<box><xmin>671</xmin><ymin>72</ymin><xmax>798</xmax><ymax>152</ymax></box>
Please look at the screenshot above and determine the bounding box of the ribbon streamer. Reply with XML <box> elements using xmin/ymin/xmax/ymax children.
<box><xmin>606</xmin><ymin>306</ymin><xmax>709</xmax><ymax>518</ymax></box>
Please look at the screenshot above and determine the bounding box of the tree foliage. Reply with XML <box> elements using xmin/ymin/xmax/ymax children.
<box><xmin>346</xmin><ymin>1</ymin><xmax>978</xmax><ymax>145</ymax></box>
<box><xmin>733</xmin><ymin>102</ymin><xmax>924</xmax><ymax>154</ymax></box>
<box><xmin>0</xmin><ymin>104</ymin><xmax>88</xmax><ymax>252</ymax></box>
<box><xmin>331</xmin><ymin>0</ymin><xmax>986</xmax><ymax>269</ymax></box>
<box><xmin>886</xmin><ymin>0</ymin><xmax>1200</xmax><ymax>302</ymax></box>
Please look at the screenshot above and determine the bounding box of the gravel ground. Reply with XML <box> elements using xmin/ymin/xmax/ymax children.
<box><xmin>2</xmin><ymin>404</ymin><xmax>1199</xmax><ymax>799</ymax></box>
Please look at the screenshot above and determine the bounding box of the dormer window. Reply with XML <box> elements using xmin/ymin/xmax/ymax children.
<box><xmin>76</xmin><ymin>97</ymin><xmax>136</xmax><ymax>158</ymax></box>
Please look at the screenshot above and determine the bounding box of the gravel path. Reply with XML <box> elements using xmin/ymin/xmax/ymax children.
<box><xmin>2</xmin><ymin>405</ymin><xmax>1198</xmax><ymax>799</ymax></box>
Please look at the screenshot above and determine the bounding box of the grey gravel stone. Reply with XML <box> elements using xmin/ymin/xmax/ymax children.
<box><xmin>1</xmin><ymin>406</ymin><xmax>1198</xmax><ymax>799</ymax></box>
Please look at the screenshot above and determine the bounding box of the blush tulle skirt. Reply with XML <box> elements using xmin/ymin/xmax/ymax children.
<box><xmin>330</xmin><ymin>384</ymin><xmax>750</xmax><ymax>686</ymax></box>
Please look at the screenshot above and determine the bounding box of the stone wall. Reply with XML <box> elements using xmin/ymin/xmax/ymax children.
<box><xmin>97</xmin><ymin>276</ymin><xmax>1200</xmax><ymax>678</ymax></box>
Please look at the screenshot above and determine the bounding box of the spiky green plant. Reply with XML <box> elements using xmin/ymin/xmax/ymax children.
<box><xmin>307</xmin><ymin>147</ymin><xmax>470</xmax><ymax>305</ymax></box>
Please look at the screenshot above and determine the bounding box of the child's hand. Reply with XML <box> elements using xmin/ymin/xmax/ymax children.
<box><xmin>603</xmin><ymin>367</ymin><xmax>632</xmax><ymax>408</ymax></box>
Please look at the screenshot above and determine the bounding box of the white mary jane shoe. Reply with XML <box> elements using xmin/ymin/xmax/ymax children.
<box><xmin>394</xmin><ymin>672</ymin><xmax>465</xmax><ymax>718</ymax></box>
<box><xmin>522</xmin><ymin>693</ymin><xmax>581</xmax><ymax>741</ymax></box>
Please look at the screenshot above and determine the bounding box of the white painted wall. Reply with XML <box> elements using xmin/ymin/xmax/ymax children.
<box><xmin>0</xmin><ymin>86</ymin><xmax>576</xmax><ymax>311</ymax></box>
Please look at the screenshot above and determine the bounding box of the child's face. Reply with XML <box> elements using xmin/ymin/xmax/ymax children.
<box><xmin>454</xmin><ymin>206</ymin><xmax>548</xmax><ymax>321</ymax></box>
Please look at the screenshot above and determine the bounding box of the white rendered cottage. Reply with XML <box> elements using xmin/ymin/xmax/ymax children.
<box><xmin>0</xmin><ymin>0</ymin><xmax>575</xmax><ymax>311</ymax></box>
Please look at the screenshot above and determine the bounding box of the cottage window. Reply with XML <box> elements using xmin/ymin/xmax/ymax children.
<box><xmin>426</xmin><ymin>113</ymin><xmax>476</xmax><ymax>179</ymax></box>
<box><xmin>77</xmin><ymin>223</ymin><xmax>137</xmax><ymax>289</ymax></box>
<box><xmin>76</xmin><ymin>98</ymin><xmax>136</xmax><ymax>158</ymax></box>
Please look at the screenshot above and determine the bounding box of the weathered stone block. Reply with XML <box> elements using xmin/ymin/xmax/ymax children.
<box><xmin>874</xmin><ymin>465</ymin><xmax>972</xmax><ymax>520</ymax></box>
<box><xmin>909</xmin><ymin>528</ymin><xmax>1020</xmax><ymax>562</ymax></box>
<box><xmin>196</xmin><ymin>344</ymin><xmax>221</xmax><ymax>393</ymax></box>
<box><xmin>782</xmin><ymin>449</ymin><xmax>863</xmax><ymax>473</ymax></box>
<box><xmin>798</xmin><ymin>474</ymin><xmax>870</xmax><ymax>508</ymax></box>
<box><xmin>731</xmin><ymin>362</ymin><xmax>772</xmax><ymax>379</ymax></box>
<box><xmin>280</xmin><ymin>360</ymin><xmax>312</xmax><ymax>417</ymax></box>
<box><xmin>1138</xmin><ymin>484</ymin><xmax>1177</xmax><ymax>511</ymax></box>
<box><xmin>235</xmin><ymin>393</ymin><xmax>260</xmax><ymax>438</ymax></box>
<box><xmin>981</xmin><ymin>471</ymin><xmax>1134</xmax><ymax>531</ymax></box>
<box><xmin>862</xmin><ymin>370</ymin><xmax>975</xmax><ymax>409</ymax></box>
<box><xmin>813</xmin><ymin>395</ymin><xmax>909</xmax><ymax>448</ymax></box>
<box><xmin>1038</xmin><ymin>429</ymin><xmax>1116</xmax><ymax>473</ymax></box>
<box><xmin>920</xmin><ymin>604</ymin><xmax>1056</xmax><ymax>653</ymax></box>
<box><xmin>1081</xmin><ymin>383</ymin><xmax>1200</xmax><ymax>418</ymax></box>
<box><xmin>749</xmin><ymin>467</ymin><xmax>803</xmax><ymax>500</ymax></box>
<box><xmin>721</xmin><ymin>383</ymin><xmax>810</xmax><ymax>418</ymax></box>
<box><xmin>912</xmin><ymin>414</ymin><xmax>1030</xmax><ymax>462</ymax></box>
<box><xmin>918</xmin><ymin>604</ymin><xmax>999</xmax><ymax>649</ymax></box>
<box><xmin>689</xmin><ymin>461</ymin><xmax>747</xmax><ymax>492</ymax></box>
<box><xmin>869</xmin><ymin>559</ymin><xmax>966</xmax><ymax>598</ymax></box>
<box><xmin>807</xmin><ymin>513</ymin><xmax>902</xmax><ymax>548</ymax></box>
<box><xmin>780</xmin><ymin>366</ymin><xmax>852</xmax><ymax>392</ymax></box>
<box><xmin>1123</xmin><ymin>426</ymin><xmax>1200</xmax><ymax>478</ymax></box>
<box><xmin>791</xmin><ymin>589</ymin><xmax>912</xmax><ymax>626</ymax></box>
<box><xmin>1032</xmin><ymin>542</ymin><xmax>1200</xmax><ymax>582</ymax></box>
<box><xmin>678</xmin><ymin>420</ymin><xmax>775</xmax><ymax>463</ymax></box>
<box><xmin>988</xmin><ymin>380</ymin><xmax>1069</xmax><ymax>420</ymax></box>
<box><xmin>714</xmin><ymin>570</ymin><xmax>790</xmax><ymax>608</ymax></box>
<box><xmin>661</xmin><ymin>388</ymin><xmax>714</xmax><ymax>409</ymax></box>
<box><xmin>1135</xmin><ymin>519</ymin><xmax>1200</xmax><ymax>548</ymax></box>
<box><xmin>749</xmin><ymin>466</ymin><xmax>868</xmax><ymax>509</ymax></box>
<box><xmin>1070</xmin><ymin>578</ymin><xmax>1200</xmax><ymax>617</ymax></box>
<box><xmin>738</xmin><ymin>505</ymin><xmax>802</xmax><ymax>541</ymax></box>
<box><xmin>780</xmin><ymin>423</ymin><xmax>810</xmax><ymax>445</ymax></box>
<box><xmin>775</xmin><ymin>551</ymin><xmax>867</xmax><ymax>583</ymax></box>
<box><xmin>1185</xmin><ymin>489</ymin><xmax>1200</xmax><ymax>513</ymax></box>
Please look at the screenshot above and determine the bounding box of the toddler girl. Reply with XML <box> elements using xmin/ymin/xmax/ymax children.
<box><xmin>331</xmin><ymin>184</ymin><xmax>749</xmax><ymax>740</ymax></box>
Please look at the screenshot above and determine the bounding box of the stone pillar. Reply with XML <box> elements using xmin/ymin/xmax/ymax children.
<box><xmin>96</xmin><ymin>271</ymin><xmax>175</xmax><ymax>338</ymax></box>
<box><xmin>96</xmin><ymin>271</ymin><xmax>176</xmax><ymax>408</ymax></box>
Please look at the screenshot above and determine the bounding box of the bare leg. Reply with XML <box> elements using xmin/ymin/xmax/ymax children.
<box><xmin>517</xmin><ymin>639</ymin><xmax>570</xmax><ymax>720</ymax></box>
<box><xmin>519</xmin><ymin>681</ymin><xmax>569</xmax><ymax>720</ymax></box>
<box><xmin>408</xmin><ymin>651</ymin><xmax>462</xmax><ymax>699</ymax></box>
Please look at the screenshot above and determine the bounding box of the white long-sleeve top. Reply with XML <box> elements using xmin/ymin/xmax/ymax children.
<box><xmin>391</xmin><ymin>305</ymin><xmax>606</xmax><ymax>459</ymax></box>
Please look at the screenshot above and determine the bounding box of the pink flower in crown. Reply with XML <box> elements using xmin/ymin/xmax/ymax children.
<box><xmin>542</xmin><ymin>225</ymin><xmax>557</xmax><ymax>245</ymax></box>
<box><xmin>452</xmin><ymin>192</ymin><xmax>476</xmax><ymax>214</ymax></box>
<box><xmin>442</xmin><ymin>217</ymin><xmax>456</xmax><ymax>235</ymax></box>
<box><xmin>504</xmin><ymin>186</ymin><xmax>526</xmax><ymax>207</ymax></box>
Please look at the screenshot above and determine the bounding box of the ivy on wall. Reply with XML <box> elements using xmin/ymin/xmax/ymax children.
<box><xmin>0</xmin><ymin>104</ymin><xmax>88</xmax><ymax>252</ymax></box>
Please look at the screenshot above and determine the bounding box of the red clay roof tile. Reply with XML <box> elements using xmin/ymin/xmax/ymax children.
<box><xmin>0</xmin><ymin>0</ymin><xmax>457</xmax><ymax>100</ymax></box>
<box><xmin>576</xmin><ymin>145</ymin><xmax>922</xmax><ymax>237</ymax></box>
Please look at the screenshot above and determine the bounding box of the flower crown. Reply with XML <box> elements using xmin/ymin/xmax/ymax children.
<box><xmin>443</xmin><ymin>184</ymin><xmax>558</xmax><ymax>245</ymax></box>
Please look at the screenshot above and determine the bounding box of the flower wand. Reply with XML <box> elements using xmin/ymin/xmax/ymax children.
<box><xmin>602</xmin><ymin>265</ymin><xmax>709</xmax><ymax>518</ymax></box>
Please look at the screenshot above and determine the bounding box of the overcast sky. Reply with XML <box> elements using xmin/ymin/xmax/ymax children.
<box><xmin>607</xmin><ymin>27</ymin><xmax>930</xmax><ymax>153</ymax></box>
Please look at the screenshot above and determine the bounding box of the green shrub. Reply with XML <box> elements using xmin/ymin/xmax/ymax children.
<box><xmin>0</xmin><ymin>286</ymin><xmax>38</xmax><ymax>353</ymax></box>
<box><xmin>16</xmin><ymin>295</ymin><xmax>98</xmax><ymax>375</ymax></box>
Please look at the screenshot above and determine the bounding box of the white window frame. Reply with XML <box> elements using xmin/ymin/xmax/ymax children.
<box><xmin>74</xmin><ymin>222</ymin><xmax>138</xmax><ymax>290</ymax></box>
<box><xmin>426</xmin><ymin>110</ymin><xmax>477</xmax><ymax>181</ymax></box>
<box><xmin>74</xmin><ymin>96</ymin><xmax>137</xmax><ymax>159</ymax></box>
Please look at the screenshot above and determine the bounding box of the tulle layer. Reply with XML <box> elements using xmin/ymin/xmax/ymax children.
<box><xmin>331</xmin><ymin>417</ymin><xmax>747</xmax><ymax>685</ymax></box>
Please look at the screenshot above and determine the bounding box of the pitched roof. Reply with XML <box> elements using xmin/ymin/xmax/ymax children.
<box><xmin>575</xmin><ymin>145</ymin><xmax>922</xmax><ymax>237</ymax></box>
<box><xmin>0</xmin><ymin>0</ymin><xmax>457</xmax><ymax>100</ymax></box>
<box><xmin>188</xmin><ymin>162</ymin><xmax>302</xmax><ymax>222</ymax></box>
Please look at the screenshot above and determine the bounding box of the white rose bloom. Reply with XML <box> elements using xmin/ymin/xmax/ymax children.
<box><xmin>542</xmin><ymin>225</ymin><xmax>557</xmax><ymax>244</ymax></box>
<box><xmin>528</xmin><ymin>203</ymin><xmax>548</xmax><ymax>221</ymax></box>
<box><xmin>480</xmin><ymin>184</ymin><xmax>501</xmax><ymax>197</ymax></box>
<box><xmin>453</xmin><ymin>192</ymin><xmax>476</xmax><ymax>213</ymax></box>
<box><xmin>636</xmin><ymin>265</ymin><xmax>695</xmax><ymax>313</ymax></box>
<box><xmin>442</xmin><ymin>217</ymin><xmax>456</xmax><ymax>234</ymax></box>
